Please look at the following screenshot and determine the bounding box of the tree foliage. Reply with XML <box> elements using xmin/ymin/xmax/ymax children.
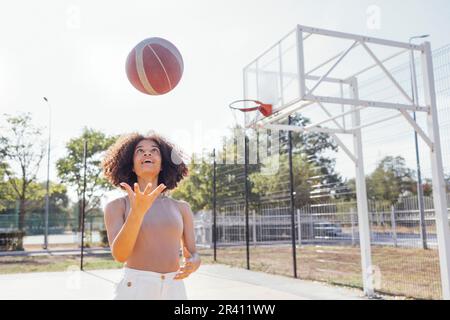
<box><xmin>0</xmin><ymin>113</ymin><xmax>46</xmax><ymax>234</ymax></box>
<box><xmin>56</xmin><ymin>127</ymin><xmax>117</xmax><ymax>229</ymax></box>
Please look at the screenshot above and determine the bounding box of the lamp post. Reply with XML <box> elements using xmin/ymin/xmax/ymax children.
<box><xmin>43</xmin><ymin>97</ymin><xmax>52</xmax><ymax>250</ymax></box>
<box><xmin>409</xmin><ymin>35</ymin><xmax>429</xmax><ymax>250</ymax></box>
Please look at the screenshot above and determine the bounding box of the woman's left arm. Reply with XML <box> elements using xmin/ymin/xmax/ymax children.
<box><xmin>174</xmin><ymin>201</ymin><xmax>201</xmax><ymax>280</ymax></box>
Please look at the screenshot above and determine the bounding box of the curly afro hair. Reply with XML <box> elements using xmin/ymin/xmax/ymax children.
<box><xmin>102</xmin><ymin>131</ymin><xmax>189</xmax><ymax>193</ymax></box>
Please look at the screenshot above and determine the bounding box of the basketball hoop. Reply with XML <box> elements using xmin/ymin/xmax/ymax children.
<box><xmin>228</xmin><ymin>99</ymin><xmax>273</xmax><ymax>117</ymax></box>
<box><xmin>228</xmin><ymin>99</ymin><xmax>272</xmax><ymax>130</ymax></box>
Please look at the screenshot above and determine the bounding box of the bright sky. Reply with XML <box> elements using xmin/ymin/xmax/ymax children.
<box><xmin>1</xmin><ymin>0</ymin><xmax>449</xmax><ymax>203</ymax></box>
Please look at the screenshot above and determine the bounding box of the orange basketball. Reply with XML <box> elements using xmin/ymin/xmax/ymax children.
<box><xmin>125</xmin><ymin>37</ymin><xmax>184</xmax><ymax>95</ymax></box>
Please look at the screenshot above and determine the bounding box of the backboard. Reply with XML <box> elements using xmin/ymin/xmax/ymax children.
<box><xmin>243</xmin><ymin>28</ymin><xmax>299</xmax><ymax>127</ymax></box>
<box><xmin>242</xmin><ymin>24</ymin><xmax>427</xmax><ymax>130</ymax></box>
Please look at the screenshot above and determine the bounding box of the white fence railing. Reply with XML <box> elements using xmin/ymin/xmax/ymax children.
<box><xmin>195</xmin><ymin>194</ymin><xmax>450</xmax><ymax>249</ymax></box>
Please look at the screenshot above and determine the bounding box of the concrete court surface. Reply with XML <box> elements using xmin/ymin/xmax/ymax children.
<box><xmin>0</xmin><ymin>264</ymin><xmax>366</xmax><ymax>300</ymax></box>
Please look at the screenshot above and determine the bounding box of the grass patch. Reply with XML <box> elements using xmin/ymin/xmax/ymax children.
<box><xmin>198</xmin><ymin>245</ymin><xmax>442</xmax><ymax>300</ymax></box>
<box><xmin>0</xmin><ymin>253</ymin><xmax>123</xmax><ymax>274</ymax></box>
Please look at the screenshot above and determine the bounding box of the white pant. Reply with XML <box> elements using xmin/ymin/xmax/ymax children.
<box><xmin>113</xmin><ymin>267</ymin><xmax>187</xmax><ymax>300</ymax></box>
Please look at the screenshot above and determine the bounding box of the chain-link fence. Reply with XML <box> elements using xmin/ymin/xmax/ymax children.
<box><xmin>0</xmin><ymin>199</ymin><xmax>106</xmax><ymax>251</ymax></box>
<box><xmin>197</xmin><ymin>193</ymin><xmax>447</xmax><ymax>299</ymax></box>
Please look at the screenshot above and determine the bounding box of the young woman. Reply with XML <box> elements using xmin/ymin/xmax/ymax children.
<box><xmin>102</xmin><ymin>132</ymin><xmax>201</xmax><ymax>300</ymax></box>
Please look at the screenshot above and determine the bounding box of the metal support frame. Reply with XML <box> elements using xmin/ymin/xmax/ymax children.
<box><xmin>307</xmin><ymin>106</ymin><xmax>364</xmax><ymax>130</ymax></box>
<box><xmin>350</xmin><ymin>113</ymin><xmax>403</xmax><ymax>131</ymax></box>
<box><xmin>246</xmin><ymin>25</ymin><xmax>429</xmax><ymax>130</ymax></box>
<box><xmin>302</xmin><ymin>94</ymin><xmax>428</xmax><ymax>112</ymax></box>
<box><xmin>399</xmin><ymin>110</ymin><xmax>433</xmax><ymax>148</ymax></box>
<box><xmin>264</xmin><ymin>123</ymin><xmax>350</xmax><ymax>135</ymax></box>
<box><xmin>296</xmin><ymin>27</ymin><xmax>307</xmax><ymax>99</ymax></box>
<box><xmin>330</xmin><ymin>133</ymin><xmax>356</xmax><ymax>163</ymax></box>
<box><xmin>345</xmin><ymin>48</ymin><xmax>409</xmax><ymax>81</ymax></box>
<box><xmin>306</xmin><ymin>41</ymin><xmax>359</xmax><ymax>96</ymax></box>
<box><xmin>361</xmin><ymin>42</ymin><xmax>414</xmax><ymax>104</ymax></box>
<box><xmin>244</xmin><ymin>24</ymin><xmax>450</xmax><ymax>299</ymax></box>
<box><xmin>306</xmin><ymin>43</ymin><xmax>361</xmax><ymax>76</ymax></box>
<box><xmin>297</xmin><ymin>25</ymin><xmax>422</xmax><ymax>50</ymax></box>
<box><xmin>350</xmin><ymin>78</ymin><xmax>374</xmax><ymax>297</ymax></box>
<box><xmin>421</xmin><ymin>42</ymin><xmax>450</xmax><ymax>300</ymax></box>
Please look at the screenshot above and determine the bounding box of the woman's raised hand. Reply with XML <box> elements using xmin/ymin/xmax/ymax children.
<box><xmin>120</xmin><ymin>182</ymin><xmax>166</xmax><ymax>216</ymax></box>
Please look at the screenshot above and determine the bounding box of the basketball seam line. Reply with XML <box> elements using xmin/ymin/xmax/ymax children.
<box><xmin>135</xmin><ymin>45</ymin><xmax>158</xmax><ymax>95</ymax></box>
<box><xmin>147</xmin><ymin>44</ymin><xmax>173</xmax><ymax>90</ymax></box>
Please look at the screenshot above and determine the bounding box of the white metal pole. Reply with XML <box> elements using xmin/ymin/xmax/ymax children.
<box><xmin>209</xmin><ymin>213</ymin><xmax>213</xmax><ymax>248</ymax></box>
<box><xmin>297</xmin><ymin>24</ymin><xmax>422</xmax><ymax>50</ymax></box>
<box><xmin>340</xmin><ymin>82</ymin><xmax>346</xmax><ymax>129</ymax></box>
<box><xmin>296</xmin><ymin>25</ymin><xmax>306</xmax><ymax>98</ymax></box>
<box><xmin>297</xmin><ymin>209</ymin><xmax>302</xmax><ymax>246</ymax></box>
<box><xmin>390</xmin><ymin>205</ymin><xmax>398</xmax><ymax>248</ymax></box>
<box><xmin>421</xmin><ymin>41</ymin><xmax>450</xmax><ymax>300</ymax></box>
<box><xmin>350</xmin><ymin>207</ymin><xmax>356</xmax><ymax>246</ymax></box>
<box><xmin>278</xmin><ymin>43</ymin><xmax>285</xmax><ymax>106</ymax></box>
<box><xmin>350</xmin><ymin>77</ymin><xmax>374</xmax><ymax>297</ymax></box>
<box><xmin>43</xmin><ymin>97</ymin><xmax>51</xmax><ymax>250</ymax></box>
<box><xmin>252</xmin><ymin>210</ymin><xmax>257</xmax><ymax>246</ymax></box>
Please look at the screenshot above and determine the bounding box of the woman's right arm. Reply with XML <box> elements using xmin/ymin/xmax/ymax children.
<box><xmin>104</xmin><ymin>199</ymin><xmax>145</xmax><ymax>263</ymax></box>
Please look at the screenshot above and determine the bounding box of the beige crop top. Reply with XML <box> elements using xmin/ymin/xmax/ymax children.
<box><xmin>121</xmin><ymin>194</ymin><xmax>184</xmax><ymax>273</ymax></box>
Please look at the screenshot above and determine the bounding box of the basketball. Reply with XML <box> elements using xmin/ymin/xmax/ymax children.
<box><xmin>125</xmin><ymin>37</ymin><xmax>184</xmax><ymax>95</ymax></box>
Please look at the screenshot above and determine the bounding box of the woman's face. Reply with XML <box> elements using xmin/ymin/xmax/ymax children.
<box><xmin>132</xmin><ymin>139</ymin><xmax>162</xmax><ymax>178</ymax></box>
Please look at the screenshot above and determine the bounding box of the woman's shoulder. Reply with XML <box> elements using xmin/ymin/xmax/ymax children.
<box><xmin>103</xmin><ymin>196</ymin><xmax>127</xmax><ymax>215</ymax></box>
<box><xmin>166</xmin><ymin>197</ymin><xmax>192</xmax><ymax>214</ymax></box>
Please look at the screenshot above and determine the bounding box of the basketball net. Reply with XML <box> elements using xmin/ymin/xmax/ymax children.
<box><xmin>229</xmin><ymin>100</ymin><xmax>271</xmax><ymax>132</ymax></box>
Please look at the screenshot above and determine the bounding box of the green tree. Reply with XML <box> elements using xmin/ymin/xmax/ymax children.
<box><xmin>411</xmin><ymin>175</ymin><xmax>449</xmax><ymax>197</ymax></box>
<box><xmin>171</xmin><ymin>153</ymin><xmax>213</xmax><ymax>213</ymax></box>
<box><xmin>215</xmin><ymin>129</ymin><xmax>249</xmax><ymax>205</ymax></box>
<box><xmin>421</xmin><ymin>178</ymin><xmax>433</xmax><ymax>197</ymax></box>
<box><xmin>25</xmin><ymin>182</ymin><xmax>70</xmax><ymax>217</ymax></box>
<box><xmin>0</xmin><ymin>178</ymin><xmax>70</xmax><ymax>232</ymax></box>
<box><xmin>56</xmin><ymin>127</ymin><xmax>117</xmax><ymax>230</ymax></box>
<box><xmin>0</xmin><ymin>162</ymin><xmax>12</xmax><ymax>212</ymax></box>
<box><xmin>250</xmin><ymin>153</ymin><xmax>316</xmax><ymax>208</ymax></box>
<box><xmin>0</xmin><ymin>113</ymin><xmax>46</xmax><ymax>238</ymax></box>
<box><xmin>171</xmin><ymin>114</ymin><xmax>342</xmax><ymax>212</ymax></box>
<box><xmin>25</xmin><ymin>181</ymin><xmax>70</xmax><ymax>234</ymax></box>
<box><xmin>171</xmin><ymin>127</ymin><xmax>253</xmax><ymax>211</ymax></box>
<box><xmin>373</xmin><ymin>156</ymin><xmax>415</xmax><ymax>203</ymax></box>
<box><xmin>349</xmin><ymin>156</ymin><xmax>416</xmax><ymax>204</ymax></box>
<box><xmin>247</xmin><ymin>114</ymin><xmax>344</xmax><ymax>205</ymax></box>
<box><xmin>278</xmin><ymin>114</ymin><xmax>346</xmax><ymax>203</ymax></box>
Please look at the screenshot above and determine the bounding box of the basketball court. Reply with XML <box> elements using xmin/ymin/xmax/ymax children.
<box><xmin>0</xmin><ymin>264</ymin><xmax>365</xmax><ymax>300</ymax></box>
